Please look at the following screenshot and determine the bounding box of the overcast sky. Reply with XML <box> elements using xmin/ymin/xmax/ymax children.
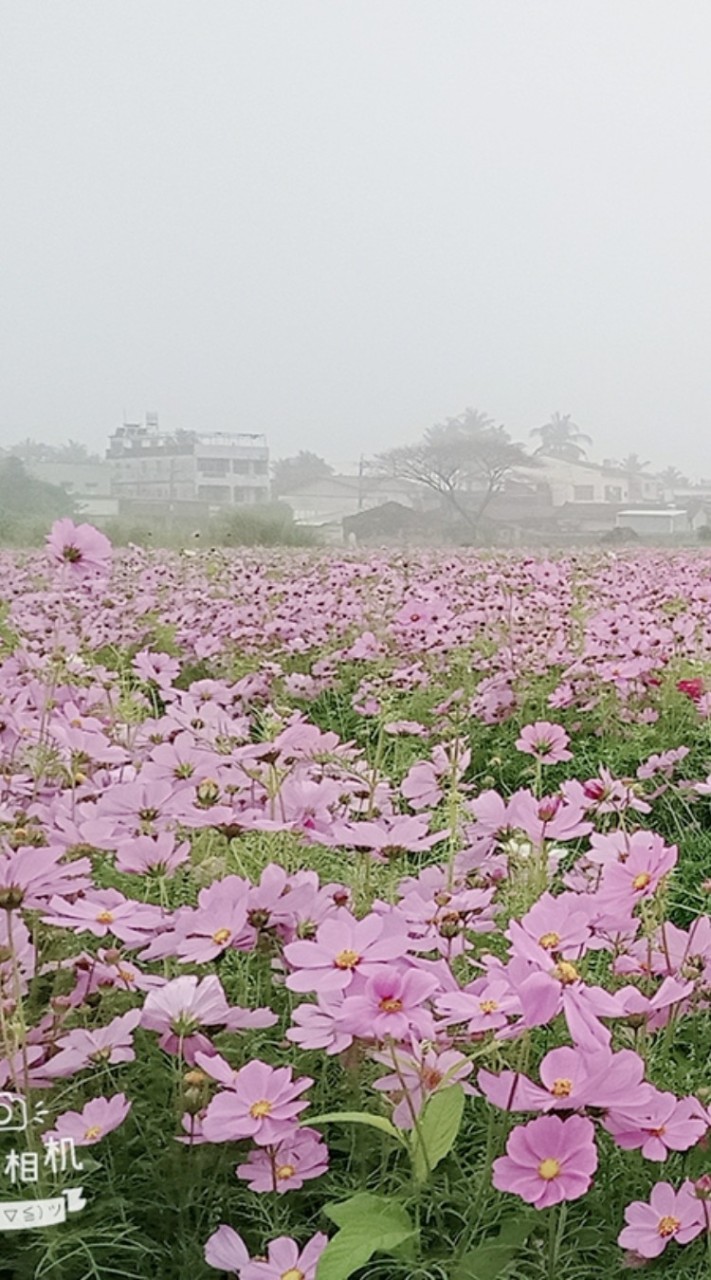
<box><xmin>1</xmin><ymin>1</ymin><xmax>710</xmax><ymax>473</ymax></box>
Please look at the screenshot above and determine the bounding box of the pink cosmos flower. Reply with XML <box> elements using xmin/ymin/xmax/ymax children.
<box><xmin>515</xmin><ymin>721</ymin><xmax>572</xmax><ymax>764</ymax></box>
<box><xmin>240</xmin><ymin>1233</ymin><xmax>328</xmax><ymax>1280</ymax></box>
<box><xmin>287</xmin><ymin>996</ymin><xmax>354</xmax><ymax>1056</ymax></box>
<box><xmin>46</xmin><ymin>1010</ymin><xmax>142</xmax><ymax>1077</ymax></box>
<box><xmin>204</xmin><ymin>1225</ymin><xmax>250</xmax><ymax>1272</ymax></box>
<box><xmin>46</xmin><ymin>518</ymin><xmax>112</xmax><ymax>578</ymax></box>
<box><xmin>173</xmin><ymin>876</ymin><xmax>250</xmax><ymax>963</ymax></box>
<box><xmin>140</xmin><ymin>975</ymin><xmax>276</xmax><ymax>1064</ymax></box>
<box><xmin>235</xmin><ymin>1127</ymin><xmax>329</xmax><ymax>1192</ymax></box>
<box><xmin>132</xmin><ymin>649</ymin><xmax>180</xmax><ymax>689</ymax></box>
<box><xmin>0</xmin><ymin>845</ymin><xmax>92</xmax><ymax>909</ymax></box>
<box><xmin>492</xmin><ymin>1114</ymin><xmax>598</xmax><ymax>1208</ymax></box>
<box><xmin>44</xmin><ymin>888</ymin><xmax>164</xmax><ymax>944</ymax></box>
<box><xmin>205</xmin><ymin>1228</ymin><xmax>328</xmax><ymax>1280</ymax></box>
<box><xmin>198</xmin><ymin>1058</ymin><xmax>313</xmax><ymax>1146</ymax></box>
<box><xmin>479</xmin><ymin>1046</ymin><xmax>655</xmax><ymax>1116</ymax></box>
<box><xmin>283</xmin><ymin>909</ymin><xmax>411</xmax><ymax>995</ymax></box>
<box><xmin>604</xmin><ymin>1092</ymin><xmax>708</xmax><ymax>1160</ymax></box>
<box><xmin>618</xmin><ymin>1180</ymin><xmax>705</xmax><ymax>1258</ymax></box>
<box><xmin>42</xmin><ymin>1092</ymin><xmax>131</xmax><ymax>1146</ymax></box>
<box><xmin>371</xmin><ymin>1042</ymin><xmax>475</xmax><ymax>1129</ymax></box>
<box><xmin>337</xmin><ymin>965</ymin><xmax>438</xmax><ymax>1041</ymax></box>
<box><xmin>114</xmin><ymin>833</ymin><xmax>190</xmax><ymax>876</ymax></box>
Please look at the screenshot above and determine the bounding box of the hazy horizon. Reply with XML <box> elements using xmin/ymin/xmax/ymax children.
<box><xmin>1</xmin><ymin>1</ymin><xmax>710</xmax><ymax>474</ymax></box>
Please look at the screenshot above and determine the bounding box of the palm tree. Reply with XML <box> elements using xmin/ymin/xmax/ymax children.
<box><xmin>619</xmin><ymin>453</ymin><xmax>649</xmax><ymax>502</ymax></box>
<box><xmin>660</xmin><ymin>466</ymin><xmax>688</xmax><ymax>490</ymax></box>
<box><xmin>530</xmin><ymin>412</ymin><xmax>592</xmax><ymax>462</ymax></box>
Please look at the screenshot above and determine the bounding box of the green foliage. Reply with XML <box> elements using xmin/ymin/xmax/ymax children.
<box><xmin>317</xmin><ymin>1194</ymin><xmax>416</xmax><ymax>1280</ymax></box>
<box><xmin>411</xmin><ymin>1085</ymin><xmax>465</xmax><ymax>1183</ymax></box>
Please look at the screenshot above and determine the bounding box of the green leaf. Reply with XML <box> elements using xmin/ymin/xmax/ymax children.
<box><xmin>308</xmin><ymin>1110</ymin><xmax>408</xmax><ymax>1147</ymax></box>
<box><xmin>315</xmin><ymin>1231</ymin><xmax>378</xmax><ymax>1280</ymax></box>
<box><xmin>316</xmin><ymin>1195</ymin><xmax>416</xmax><ymax>1280</ymax></box>
<box><xmin>453</xmin><ymin>1217</ymin><xmax>536</xmax><ymax>1280</ymax></box>
<box><xmin>323</xmin><ymin>1192</ymin><xmax>413</xmax><ymax>1232</ymax></box>
<box><xmin>410</xmin><ymin>1083</ymin><xmax>465</xmax><ymax>1182</ymax></box>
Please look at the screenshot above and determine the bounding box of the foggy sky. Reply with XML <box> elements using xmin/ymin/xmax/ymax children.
<box><xmin>1</xmin><ymin>1</ymin><xmax>710</xmax><ymax>473</ymax></box>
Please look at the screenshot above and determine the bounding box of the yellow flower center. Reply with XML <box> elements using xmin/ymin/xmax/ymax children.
<box><xmin>550</xmin><ymin>1078</ymin><xmax>573</xmax><ymax>1098</ymax></box>
<box><xmin>276</xmin><ymin>1163</ymin><xmax>296</xmax><ymax>1180</ymax></box>
<box><xmin>211</xmin><ymin>928</ymin><xmax>231</xmax><ymax>945</ymax></box>
<box><xmin>280</xmin><ymin>1270</ymin><xmax>304</xmax><ymax>1280</ymax></box>
<box><xmin>96</xmin><ymin>911</ymin><xmax>114</xmax><ymax>925</ymax></box>
<box><xmin>249</xmin><ymin>1099</ymin><xmax>272</xmax><ymax>1119</ymax></box>
<box><xmin>632</xmin><ymin>871</ymin><xmax>652</xmax><ymax>891</ymax></box>
<box><xmin>537</xmin><ymin>1157</ymin><xmax>561</xmax><ymax>1181</ymax></box>
<box><xmin>84</xmin><ymin>1125</ymin><xmax>102</xmax><ymax>1140</ymax></box>
<box><xmin>479</xmin><ymin>999</ymin><xmax>499</xmax><ymax>1014</ymax></box>
<box><xmin>553</xmin><ymin>961</ymin><xmax>579</xmax><ymax>985</ymax></box>
<box><xmin>334</xmin><ymin>949</ymin><xmax>360</xmax><ymax>969</ymax></box>
<box><xmin>538</xmin><ymin>931</ymin><xmax>561</xmax><ymax>950</ymax></box>
<box><xmin>657</xmin><ymin>1215</ymin><xmax>680</xmax><ymax>1238</ymax></box>
<box><xmin>117</xmin><ymin>968</ymin><xmax>135</xmax><ymax>983</ymax></box>
<box><xmin>379</xmin><ymin>997</ymin><xmax>403</xmax><ymax>1013</ymax></box>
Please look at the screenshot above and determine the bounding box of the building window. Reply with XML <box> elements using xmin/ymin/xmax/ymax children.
<box><xmin>253</xmin><ymin>461</ymin><xmax>268</xmax><ymax>476</ymax></box>
<box><xmin>572</xmin><ymin>485</ymin><xmax>595</xmax><ymax>501</ymax></box>
<box><xmin>197</xmin><ymin>485</ymin><xmax>230</xmax><ymax>503</ymax></box>
<box><xmin>604</xmin><ymin>486</ymin><xmax>622</xmax><ymax>502</ymax></box>
<box><xmin>232</xmin><ymin>459</ymin><xmax>250</xmax><ymax>474</ymax></box>
<box><xmin>232</xmin><ymin>487</ymin><xmax>248</xmax><ymax>504</ymax></box>
<box><xmin>197</xmin><ymin>457</ymin><xmax>229</xmax><ymax>476</ymax></box>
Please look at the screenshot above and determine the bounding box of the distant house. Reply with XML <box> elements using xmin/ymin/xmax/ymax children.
<box><xmin>343</xmin><ymin>501</ymin><xmax>426</xmax><ymax>545</ymax></box>
<box><xmin>280</xmin><ymin>474</ymin><xmax>426</xmax><ymax>541</ymax></box>
<box><xmin>512</xmin><ymin>457</ymin><xmax>663</xmax><ymax>507</ymax></box>
<box><xmin>615</xmin><ymin>509</ymin><xmax>689</xmax><ymax>536</ymax></box>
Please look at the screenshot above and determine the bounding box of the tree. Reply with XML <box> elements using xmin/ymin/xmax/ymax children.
<box><xmin>660</xmin><ymin>466</ymin><xmax>689</xmax><ymax>489</ymax></box>
<box><xmin>0</xmin><ymin>457</ymin><xmax>76</xmax><ymax>518</ymax></box>
<box><xmin>271</xmin><ymin>451</ymin><xmax>334</xmax><ymax>497</ymax></box>
<box><xmin>375</xmin><ymin>409</ymin><xmax>531</xmax><ymax>534</ymax></box>
<box><xmin>530</xmin><ymin>412</ymin><xmax>592</xmax><ymax>461</ymax></box>
<box><xmin>618</xmin><ymin>453</ymin><xmax>649</xmax><ymax>502</ymax></box>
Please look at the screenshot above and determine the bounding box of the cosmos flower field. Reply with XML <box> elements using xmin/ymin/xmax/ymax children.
<box><xmin>1</xmin><ymin>521</ymin><xmax>711</xmax><ymax>1279</ymax></box>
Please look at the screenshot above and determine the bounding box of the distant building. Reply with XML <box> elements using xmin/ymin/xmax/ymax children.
<box><xmin>279</xmin><ymin>474</ymin><xmax>426</xmax><ymax>541</ymax></box>
<box><xmin>615</xmin><ymin>509</ymin><xmax>689</xmax><ymax>536</ymax></box>
<box><xmin>25</xmin><ymin>460</ymin><xmax>118</xmax><ymax>521</ymax></box>
<box><xmin>512</xmin><ymin>457</ymin><xmax>663</xmax><ymax>506</ymax></box>
<box><xmin>107</xmin><ymin>419</ymin><xmax>269</xmax><ymax>509</ymax></box>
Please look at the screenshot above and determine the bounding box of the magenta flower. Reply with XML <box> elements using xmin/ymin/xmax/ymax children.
<box><xmin>235</xmin><ymin>1127</ymin><xmax>329</xmax><ymax>1193</ymax></box>
<box><xmin>515</xmin><ymin>721</ymin><xmax>572</xmax><ymax>764</ymax></box>
<box><xmin>42</xmin><ymin>1093</ymin><xmax>131</xmax><ymax>1146</ymax></box>
<box><xmin>46</xmin><ymin>518</ymin><xmax>112</xmax><ymax>578</ymax></box>
<box><xmin>618</xmin><ymin>1180</ymin><xmax>705</xmax><ymax>1258</ymax></box>
<box><xmin>199</xmin><ymin>1059</ymin><xmax>313</xmax><ymax>1146</ymax></box>
<box><xmin>337</xmin><ymin>966</ymin><xmax>438</xmax><ymax>1041</ymax></box>
<box><xmin>492</xmin><ymin>1114</ymin><xmax>598</xmax><ymax>1208</ymax></box>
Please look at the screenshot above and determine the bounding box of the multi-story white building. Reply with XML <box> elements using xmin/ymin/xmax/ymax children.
<box><xmin>107</xmin><ymin>420</ymin><xmax>270</xmax><ymax>508</ymax></box>
<box><xmin>512</xmin><ymin>456</ymin><xmax>664</xmax><ymax>506</ymax></box>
